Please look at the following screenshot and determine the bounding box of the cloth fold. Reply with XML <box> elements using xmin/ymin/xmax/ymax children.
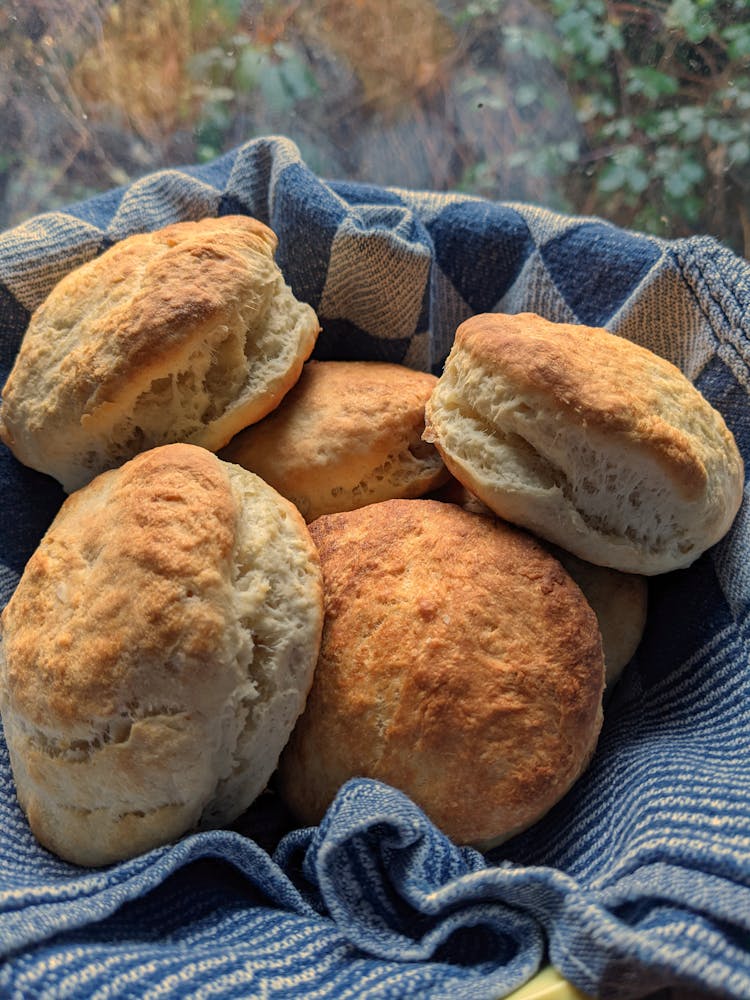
<box><xmin>0</xmin><ymin>135</ymin><xmax>749</xmax><ymax>998</ymax></box>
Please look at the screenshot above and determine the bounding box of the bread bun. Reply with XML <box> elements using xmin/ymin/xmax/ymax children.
<box><xmin>277</xmin><ymin>499</ymin><xmax>605</xmax><ymax>850</ymax></box>
<box><xmin>428</xmin><ymin>480</ymin><xmax>648</xmax><ymax>689</ymax></box>
<box><xmin>0</xmin><ymin>216</ymin><xmax>320</xmax><ymax>492</ymax></box>
<box><xmin>549</xmin><ymin>547</ymin><xmax>647</xmax><ymax>692</ymax></box>
<box><xmin>423</xmin><ymin>312</ymin><xmax>744</xmax><ymax>575</ymax></box>
<box><xmin>220</xmin><ymin>360</ymin><xmax>448</xmax><ymax>521</ymax></box>
<box><xmin>0</xmin><ymin>443</ymin><xmax>324</xmax><ymax>866</ymax></box>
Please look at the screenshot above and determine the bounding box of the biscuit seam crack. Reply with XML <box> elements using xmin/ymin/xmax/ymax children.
<box><xmin>47</xmin><ymin>802</ymin><xmax>185</xmax><ymax>820</ymax></box>
<box><xmin>20</xmin><ymin>707</ymin><xmax>185</xmax><ymax>762</ymax></box>
<box><xmin>452</xmin><ymin>399</ymin><xmax>689</xmax><ymax>556</ymax></box>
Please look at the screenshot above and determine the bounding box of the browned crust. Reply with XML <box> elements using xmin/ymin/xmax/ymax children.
<box><xmin>220</xmin><ymin>360</ymin><xmax>448</xmax><ymax>517</ymax></box>
<box><xmin>278</xmin><ymin>499</ymin><xmax>605</xmax><ymax>845</ymax></box>
<box><xmin>455</xmin><ymin>312</ymin><xmax>709</xmax><ymax>499</ymax></box>
<box><xmin>0</xmin><ymin>443</ymin><xmax>237</xmax><ymax>728</ymax></box>
<box><xmin>0</xmin><ymin>216</ymin><xmax>279</xmax><ymax>444</ymax></box>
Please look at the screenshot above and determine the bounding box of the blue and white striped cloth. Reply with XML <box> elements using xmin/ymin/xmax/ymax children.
<box><xmin>0</xmin><ymin>135</ymin><xmax>748</xmax><ymax>999</ymax></box>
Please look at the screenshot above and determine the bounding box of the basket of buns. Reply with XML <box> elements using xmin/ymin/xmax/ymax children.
<box><xmin>0</xmin><ymin>137</ymin><xmax>747</xmax><ymax>1000</ymax></box>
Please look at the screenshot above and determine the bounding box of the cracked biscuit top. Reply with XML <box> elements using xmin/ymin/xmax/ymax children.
<box><xmin>277</xmin><ymin>498</ymin><xmax>605</xmax><ymax>849</ymax></box>
<box><xmin>423</xmin><ymin>312</ymin><xmax>744</xmax><ymax>574</ymax></box>
<box><xmin>220</xmin><ymin>360</ymin><xmax>449</xmax><ymax>521</ymax></box>
<box><xmin>0</xmin><ymin>443</ymin><xmax>324</xmax><ymax>866</ymax></box>
<box><xmin>0</xmin><ymin>215</ymin><xmax>320</xmax><ymax>492</ymax></box>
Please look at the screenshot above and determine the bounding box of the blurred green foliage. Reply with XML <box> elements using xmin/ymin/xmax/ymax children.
<box><xmin>185</xmin><ymin>0</ymin><xmax>319</xmax><ymax>161</ymax></box>
<box><xmin>190</xmin><ymin>36</ymin><xmax>320</xmax><ymax>163</ymax></box>
<box><xmin>1</xmin><ymin>0</ymin><xmax>749</xmax><ymax>255</ymax></box>
<box><xmin>454</xmin><ymin>0</ymin><xmax>750</xmax><ymax>251</ymax></box>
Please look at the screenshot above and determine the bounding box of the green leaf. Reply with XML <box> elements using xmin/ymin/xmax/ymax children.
<box><xmin>664</xmin><ymin>170</ymin><xmax>695</xmax><ymax>198</ymax></box>
<box><xmin>717</xmin><ymin>84</ymin><xmax>750</xmax><ymax>112</ymax></box>
<box><xmin>597</xmin><ymin>145</ymin><xmax>649</xmax><ymax>196</ymax></box>
<box><xmin>626</xmin><ymin>67</ymin><xmax>680</xmax><ymax>101</ymax></box>
<box><xmin>603</xmin><ymin>19</ymin><xmax>624</xmax><ymax>53</ymax></box>
<box><xmin>235</xmin><ymin>46</ymin><xmax>266</xmax><ymax>92</ymax></box>
<box><xmin>729</xmin><ymin>139</ymin><xmax>750</xmax><ymax>164</ymax></box>
<box><xmin>676</xmin><ymin>105</ymin><xmax>706</xmax><ymax>142</ymax></box>
<box><xmin>656</xmin><ymin>151</ymin><xmax>705</xmax><ymax>198</ymax></box>
<box><xmin>598</xmin><ymin>162</ymin><xmax>629</xmax><ymax>194</ymax></box>
<box><xmin>503</xmin><ymin>25</ymin><xmax>559</xmax><ymax>62</ymax></box>
<box><xmin>707</xmin><ymin>117</ymin><xmax>744</xmax><ymax>143</ymax></box>
<box><xmin>516</xmin><ymin>83</ymin><xmax>540</xmax><ymax>107</ymax></box>
<box><xmin>648</xmin><ymin>109</ymin><xmax>679</xmax><ymax>137</ymax></box>
<box><xmin>259</xmin><ymin>65</ymin><xmax>288</xmax><ymax>111</ymax></box>
<box><xmin>665</xmin><ymin>0</ymin><xmax>715</xmax><ymax>43</ymax></box>
<box><xmin>460</xmin><ymin>0</ymin><xmax>504</xmax><ymax>21</ymax></box>
<box><xmin>722</xmin><ymin>24</ymin><xmax>750</xmax><ymax>59</ymax></box>
<box><xmin>507</xmin><ymin>150</ymin><xmax>530</xmax><ymax>169</ymax></box>
<box><xmin>600</xmin><ymin>117</ymin><xmax>633</xmax><ymax>140</ymax></box>
<box><xmin>275</xmin><ymin>48</ymin><xmax>318</xmax><ymax>102</ymax></box>
<box><xmin>628</xmin><ymin>168</ymin><xmax>650</xmax><ymax>194</ymax></box>
<box><xmin>576</xmin><ymin>93</ymin><xmax>616</xmax><ymax>122</ymax></box>
<box><xmin>556</xmin><ymin>139</ymin><xmax>581</xmax><ymax>163</ymax></box>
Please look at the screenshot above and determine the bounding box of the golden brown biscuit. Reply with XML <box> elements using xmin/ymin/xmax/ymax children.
<box><xmin>549</xmin><ymin>546</ymin><xmax>648</xmax><ymax>691</ymax></box>
<box><xmin>423</xmin><ymin>312</ymin><xmax>744</xmax><ymax>575</ymax></box>
<box><xmin>0</xmin><ymin>216</ymin><xmax>320</xmax><ymax>492</ymax></box>
<box><xmin>277</xmin><ymin>499</ymin><xmax>605</xmax><ymax>850</ymax></box>
<box><xmin>220</xmin><ymin>360</ymin><xmax>448</xmax><ymax>521</ymax></box>
<box><xmin>427</xmin><ymin>480</ymin><xmax>648</xmax><ymax>689</ymax></box>
<box><xmin>0</xmin><ymin>443</ymin><xmax>324</xmax><ymax>866</ymax></box>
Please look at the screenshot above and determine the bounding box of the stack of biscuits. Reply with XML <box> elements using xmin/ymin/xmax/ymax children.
<box><xmin>0</xmin><ymin>216</ymin><xmax>743</xmax><ymax>866</ymax></box>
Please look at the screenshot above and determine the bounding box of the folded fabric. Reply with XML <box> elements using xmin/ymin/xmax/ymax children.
<box><xmin>0</xmin><ymin>135</ymin><xmax>748</xmax><ymax>999</ymax></box>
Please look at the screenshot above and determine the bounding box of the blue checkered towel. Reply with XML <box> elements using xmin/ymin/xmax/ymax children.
<box><xmin>0</xmin><ymin>136</ymin><xmax>748</xmax><ymax>999</ymax></box>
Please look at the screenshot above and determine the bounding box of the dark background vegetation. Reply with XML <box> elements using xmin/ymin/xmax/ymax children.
<box><xmin>1</xmin><ymin>0</ymin><xmax>749</xmax><ymax>255</ymax></box>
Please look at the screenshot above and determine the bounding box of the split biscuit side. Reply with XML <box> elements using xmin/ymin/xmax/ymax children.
<box><xmin>424</xmin><ymin>312</ymin><xmax>744</xmax><ymax>575</ymax></box>
<box><xmin>0</xmin><ymin>216</ymin><xmax>320</xmax><ymax>492</ymax></box>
